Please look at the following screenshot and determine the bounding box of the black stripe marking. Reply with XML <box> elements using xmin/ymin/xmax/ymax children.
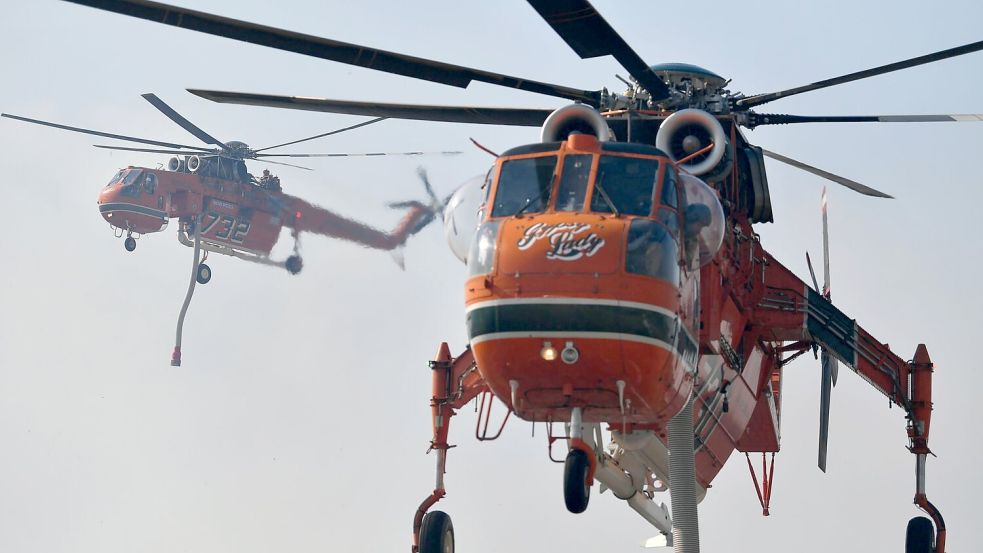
<box><xmin>467</xmin><ymin>302</ymin><xmax>697</xmax><ymax>366</ymax></box>
<box><xmin>99</xmin><ymin>202</ymin><xmax>167</xmax><ymax>220</ymax></box>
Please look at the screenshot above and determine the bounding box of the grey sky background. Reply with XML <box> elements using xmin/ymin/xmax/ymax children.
<box><xmin>1</xmin><ymin>1</ymin><xmax>982</xmax><ymax>551</ymax></box>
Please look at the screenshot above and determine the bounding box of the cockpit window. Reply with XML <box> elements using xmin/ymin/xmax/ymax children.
<box><xmin>121</xmin><ymin>169</ymin><xmax>143</xmax><ymax>187</ymax></box>
<box><xmin>590</xmin><ymin>156</ymin><xmax>659</xmax><ymax>216</ymax></box>
<box><xmin>555</xmin><ymin>154</ymin><xmax>592</xmax><ymax>212</ymax></box>
<box><xmin>625</xmin><ymin>219</ymin><xmax>680</xmax><ymax>284</ymax></box>
<box><xmin>491</xmin><ymin>156</ymin><xmax>557</xmax><ymax>217</ymax></box>
<box><xmin>105</xmin><ymin>169</ymin><xmax>125</xmax><ymax>188</ymax></box>
<box><xmin>119</xmin><ymin>169</ymin><xmax>144</xmax><ymax>197</ymax></box>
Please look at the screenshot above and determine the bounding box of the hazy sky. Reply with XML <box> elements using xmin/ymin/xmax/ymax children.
<box><xmin>1</xmin><ymin>1</ymin><xmax>982</xmax><ymax>552</ymax></box>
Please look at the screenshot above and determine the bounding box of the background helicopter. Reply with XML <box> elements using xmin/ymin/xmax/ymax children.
<box><xmin>1</xmin><ymin>2</ymin><xmax>982</xmax><ymax>553</ymax></box>
<box><xmin>3</xmin><ymin>93</ymin><xmax>457</xmax><ymax>276</ymax></box>
<box><xmin>2</xmin><ymin>93</ymin><xmax>457</xmax><ymax>365</ymax></box>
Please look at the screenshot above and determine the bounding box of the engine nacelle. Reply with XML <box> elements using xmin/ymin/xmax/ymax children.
<box><xmin>540</xmin><ymin>104</ymin><xmax>611</xmax><ymax>143</ymax></box>
<box><xmin>443</xmin><ymin>173</ymin><xmax>489</xmax><ymax>263</ymax></box>
<box><xmin>167</xmin><ymin>156</ymin><xmax>185</xmax><ymax>172</ymax></box>
<box><xmin>655</xmin><ymin>109</ymin><xmax>731</xmax><ymax>178</ymax></box>
<box><xmin>186</xmin><ymin>155</ymin><xmax>203</xmax><ymax>173</ymax></box>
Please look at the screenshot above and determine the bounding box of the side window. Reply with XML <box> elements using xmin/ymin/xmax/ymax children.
<box><xmin>491</xmin><ymin>156</ymin><xmax>557</xmax><ymax>217</ymax></box>
<box><xmin>555</xmin><ymin>154</ymin><xmax>592</xmax><ymax>212</ymax></box>
<box><xmin>662</xmin><ymin>166</ymin><xmax>678</xmax><ymax>208</ymax></box>
<box><xmin>143</xmin><ymin>173</ymin><xmax>157</xmax><ymax>195</ymax></box>
<box><xmin>625</xmin><ymin>219</ymin><xmax>680</xmax><ymax>285</ymax></box>
<box><xmin>657</xmin><ymin>207</ymin><xmax>680</xmax><ymax>237</ymax></box>
<box><xmin>590</xmin><ymin>156</ymin><xmax>659</xmax><ymax>216</ymax></box>
<box><xmin>467</xmin><ymin>221</ymin><xmax>501</xmax><ymax>276</ymax></box>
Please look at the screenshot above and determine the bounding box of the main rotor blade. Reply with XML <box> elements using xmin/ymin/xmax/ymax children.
<box><xmin>254</xmin><ymin>117</ymin><xmax>386</xmax><ymax>153</ymax></box>
<box><xmin>256</xmin><ymin>151</ymin><xmax>461</xmax><ymax>158</ymax></box>
<box><xmin>189</xmin><ymin>89</ymin><xmax>555</xmax><ymax>127</ymax></box>
<box><xmin>253</xmin><ymin>158</ymin><xmax>312</xmax><ymax>171</ymax></box>
<box><xmin>63</xmin><ymin>0</ymin><xmax>601</xmax><ymax>105</ymax></box>
<box><xmin>93</xmin><ymin>144</ymin><xmax>216</xmax><ymax>155</ymax></box>
<box><xmin>751</xmin><ymin>113</ymin><xmax>983</xmax><ymax>127</ymax></box>
<box><xmin>1</xmin><ymin>113</ymin><xmax>212</xmax><ymax>151</ymax></box>
<box><xmin>526</xmin><ymin>0</ymin><xmax>671</xmax><ymax>101</ymax></box>
<box><xmin>761</xmin><ymin>149</ymin><xmax>893</xmax><ymax>199</ymax></box>
<box><xmin>141</xmin><ymin>93</ymin><xmax>228</xmax><ymax>148</ymax></box>
<box><xmin>738</xmin><ymin>39</ymin><xmax>983</xmax><ymax>109</ymax></box>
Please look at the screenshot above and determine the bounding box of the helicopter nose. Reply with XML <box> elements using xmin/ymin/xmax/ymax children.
<box><xmin>97</xmin><ymin>180</ymin><xmax>168</xmax><ymax>234</ymax></box>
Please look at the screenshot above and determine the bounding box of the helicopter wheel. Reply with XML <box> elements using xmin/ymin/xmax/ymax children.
<box><xmin>285</xmin><ymin>255</ymin><xmax>303</xmax><ymax>275</ymax></box>
<box><xmin>196</xmin><ymin>263</ymin><xmax>212</xmax><ymax>285</ymax></box>
<box><xmin>124</xmin><ymin>236</ymin><xmax>137</xmax><ymax>252</ymax></box>
<box><xmin>563</xmin><ymin>448</ymin><xmax>591</xmax><ymax>514</ymax></box>
<box><xmin>905</xmin><ymin>516</ymin><xmax>934</xmax><ymax>553</ymax></box>
<box><xmin>419</xmin><ymin>510</ymin><xmax>454</xmax><ymax>553</ymax></box>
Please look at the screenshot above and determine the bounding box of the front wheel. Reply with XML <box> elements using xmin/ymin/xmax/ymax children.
<box><xmin>124</xmin><ymin>236</ymin><xmax>136</xmax><ymax>252</ymax></box>
<box><xmin>905</xmin><ymin>516</ymin><xmax>934</xmax><ymax>553</ymax></box>
<box><xmin>419</xmin><ymin>510</ymin><xmax>453</xmax><ymax>553</ymax></box>
<box><xmin>564</xmin><ymin>448</ymin><xmax>591</xmax><ymax>514</ymax></box>
<box><xmin>196</xmin><ymin>263</ymin><xmax>212</xmax><ymax>285</ymax></box>
<box><xmin>285</xmin><ymin>255</ymin><xmax>303</xmax><ymax>275</ymax></box>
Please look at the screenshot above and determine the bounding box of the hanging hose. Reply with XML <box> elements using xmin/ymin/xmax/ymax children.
<box><xmin>170</xmin><ymin>217</ymin><xmax>201</xmax><ymax>367</ymax></box>
<box><xmin>669</xmin><ymin>394</ymin><xmax>700</xmax><ymax>553</ymax></box>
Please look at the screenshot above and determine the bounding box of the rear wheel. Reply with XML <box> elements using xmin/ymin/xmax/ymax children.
<box><xmin>905</xmin><ymin>516</ymin><xmax>934</xmax><ymax>553</ymax></box>
<box><xmin>196</xmin><ymin>263</ymin><xmax>212</xmax><ymax>285</ymax></box>
<box><xmin>419</xmin><ymin>510</ymin><xmax>453</xmax><ymax>553</ymax></box>
<box><xmin>564</xmin><ymin>448</ymin><xmax>590</xmax><ymax>514</ymax></box>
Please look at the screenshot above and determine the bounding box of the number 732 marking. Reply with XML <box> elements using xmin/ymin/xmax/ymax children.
<box><xmin>201</xmin><ymin>211</ymin><xmax>251</xmax><ymax>243</ymax></box>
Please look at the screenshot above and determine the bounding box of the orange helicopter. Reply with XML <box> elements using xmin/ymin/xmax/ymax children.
<box><xmin>2</xmin><ymin>93</ymin><xmax>456</xmax><ymax>365</ymax></box>
<box><xmin>60</xmin><ymin>1</ymin><xmax>983</xmax><ymax>552</ymax></box>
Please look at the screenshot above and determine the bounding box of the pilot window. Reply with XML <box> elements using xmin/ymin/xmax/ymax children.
<box><xmin>491</xmin><ymin>156</ymin><xmax>557</xmax><ymax>217</ymax></box>
<box><xmin>590</xmin><ymin>156</ymin><xmax>659</xmax><ymax>216</ymax></box>
<box><xmin>555</xmin><ymin>154</ymin><xmax>592</xmax><ymax>212</ymax></box>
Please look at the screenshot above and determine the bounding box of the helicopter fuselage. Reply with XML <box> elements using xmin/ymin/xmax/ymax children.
<box><xmin>96</xmin><ymin>165</ymin><xmax>433</xmax><ymax>257</ymax></box>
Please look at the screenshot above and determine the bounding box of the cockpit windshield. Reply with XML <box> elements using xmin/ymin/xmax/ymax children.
<box><xmin>491</xmin><ymin>156</ymin><xmax>557</xmax><ymax>217</ymax></box>
<box><xmin>121</xmin><ymin>169</ymin><xmax>143</xmax><ymax>187</ymax></box>
<box><xmin>105</xmin><ymin>169</ymin><xmax>125</xmax><ymax>188</ymax></box>
<box><xmin>590</xmin><ymin>156</ymin><xmax>659</xmax><ymax>216</ymax></box>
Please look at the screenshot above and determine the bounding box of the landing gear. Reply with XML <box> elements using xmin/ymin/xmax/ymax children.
<box><xmin>285</xmin><ymin>254</ymin><xmax>303</xmax><ymax>275</ymax></box>
<box><xmin>196</xmin><ymin>263</ymin><xmax>212</xmax><ymax>285</ymax></box>
<box><xmin>124</xmin><ymin>236</ymin><xmax>136</xmax><ymax>252</ymax></box>
<box><xmin>564</xmin><ymin>448</ymin><xmax>591</xmax><ymax>513</ymax></box>
<box><xmin>906</xmin><ymin>516</ymin><xmax>935</xmax><ymax>553</ymax></box>
<box><xmin>419</xmin><ymin>510</ymin><xmax>454</xmax><ymax>553</ymax></box>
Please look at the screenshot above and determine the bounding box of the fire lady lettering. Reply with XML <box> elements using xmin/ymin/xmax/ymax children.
<box><xmin>516</xmin><ymin>222</ymin><xmax>606</xmax><ymax>260</ymax></box>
